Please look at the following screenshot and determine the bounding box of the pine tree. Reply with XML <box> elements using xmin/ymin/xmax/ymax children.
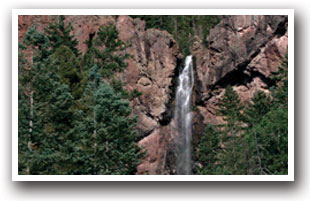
<box><xmin>82</xmin><ymin>23</ymin><xmax>141</xmax><ymax>100</ymax></box>
<box><xmin>254</xmin><ymin>105</ymin><xmax>288</xmax><ymax>174</ymax></box>
<box><xmin>74</xmin><ymin>77</ymin><xmax>143</xmax><ymax>174</ymax></box>
<box><xmin>23</xmin><ymin>26</ymin><xmax>51</xmax><ymax>63</ymax></box>
<box><xmin>92</xmin><ymin>83</ymin><xmax>143</xmax><ymax>174</ymax></box>
<box><xmin>45</xmin><ymin>15</ymin><xmax>80</xmax><ymax>56</ymax></box>
<box><xmin>49</xmin><ymin>45</ymin><xmax>86</xmax><ymax>99</ymax></box>
<box><xmin>195</xmin><ymin>124</ymin><xmax>221</xmax><ymax>175</ymax></box>
<box><xmin>195</xmin><ymin>57</ymin><xmax>288</xmax><ymax>175</ymax></box>
<box><xmin>18</xmin><ymin>27</ymin><xmax>50</xmax><ymax>174</ymax></box>
<box><xmin>214</xmin><ymin>86</ymin><xmax>248</xmax><ymax>174</ymax></box>
<box><xmin>92</xmin><ymin>24</ymin><xmax>130</xmax><ymax>78</ymax></box>
<box><xmin>18</xmin><ymin>80</ymin><xmax>32</xmax><ymax>174</ymax></box>
<box><xmin>242</xmin><ymin>57</ymin><xmax>288</xmax><ymax>175</ymax></box>
<box><xmin>20</xmin><ymin>23</ymin><xmax>79</xmax><ymax>174</ymax></box>
<box><xmin>28</xmin><ymin>56</ymin><xmax>76</xmax><ymax>174</ymax></box>
<box><xmin>19</xmin><ymin>17</ymin><xmax>144</xmax><ymax>175</ymax></box>
<box><xmin>271</xmin><ymin>55</ymin><xmax>288</xmax><ymax>107</ymax></box>
<box><xmin>242</xmin><ymin>92</ymin><xmax>273</xmax><ymax>174</ymax></box>
<box><xmin>218</xmin><ymin>85</ymin><xmax>244</xmax><ymax>124</ymax></box>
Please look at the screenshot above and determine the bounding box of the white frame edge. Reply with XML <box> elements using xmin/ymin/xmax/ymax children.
<box><xmin>12</xmin><ymin>9</ymin><xmax>294</xmax><ymax>181</ymax></box>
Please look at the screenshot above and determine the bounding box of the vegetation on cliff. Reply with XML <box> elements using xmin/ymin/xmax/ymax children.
<box><xmin>195</xmin><ymin>57</ymin><xmax>288</xmax><ymax>175</ymax></box>
<box><xmin>18</xmin><ymin>15</ymin><xmax>288</xmax><ymax>175</ymax></box>
<box><xmin>18</xmin><ymin>16</ymin><xmax>143</xmax><ymax>175</ymax></box>
<box><xmin>131</xmin><ymin>15</ymin><xmax>220</xmax><ymax>55</ymax></box>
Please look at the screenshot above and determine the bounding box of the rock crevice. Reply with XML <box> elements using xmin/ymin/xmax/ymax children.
<box><xmin>18</xmin><ymin>14</ymin><xmax>289</xmax><ymax>175</ymax></box>
<box><xmin>192</xmin><ymin>15</ymin><xmax>288</xmax><ymax>129</ymax></box>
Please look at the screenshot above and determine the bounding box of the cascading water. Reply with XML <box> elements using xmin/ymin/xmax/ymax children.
<box><xmin>174</xmin><ymin>55</ymin><xmax>194</xmax><ymax>175</ymax></box>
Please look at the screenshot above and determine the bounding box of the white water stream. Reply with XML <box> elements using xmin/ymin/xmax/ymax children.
<box><xmin>174</xmin><ymin>55</ymin><xmax>194</xmax><ymax>175</ymax></box>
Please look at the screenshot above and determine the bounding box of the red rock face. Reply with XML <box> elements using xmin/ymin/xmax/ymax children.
<box><xmin>115</xmin><ymin>16</ymin><xmax>181</xmax><ymax>174</ymax></box>
<box><xmin>248</xmin><ymin>31</ymin><xmax>288</xmax><ymax>77</ymax></box>
<box><xmin>18</xmin><ymin>15</ymin><xmax>50</xmax><ymax>41</ymax></box>
<box><xmin>19</xmin><ymin>15</ymin><xmax>115</xmax><ymax>53</ymax></box>
<box><xmin>18</xmin><ymin>15</ymin><xmax>288</xmax><ymax>175</ymax></box>
<box><xmin>64</xmin><ymin>15</ymin><xmax>115</xmax><ymax>54</ymax></box>
<box><xmin>192</xmin><ymin>15</ymin><xmax>288</xmax><ymax>126</ymax></box>
<box><xmin>18</xmin><ymin>15</ymin><xmax>181</xmax><ymax>175</ymax></box>
<box><xmin>137</xmin><ymin>126</ymin><xmax>171</xmax><ymax>174</ymax></box>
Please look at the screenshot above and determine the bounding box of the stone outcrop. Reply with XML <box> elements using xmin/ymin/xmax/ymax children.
<box><xmin>115</xmin><ymin>16</ymin><xmax>181</xmax><ymax>174</ymax></box>
<box><xmin>18</xmin><ymin>15</ymin><xmax>181</xmax><ymax>175</ymax></box>
<box><xmin>18</xmin><ymin>15</ymin><xmax>115</xmax><ymax>53</ymax></box>
<box><xmin>192</xmin><ymin>15</ymin><xmax>288</xmax><ymax>126</ymax></box>
<box><xmin>18</xmin><ymin>15</ymin><xmax>288</xmax><ymax>175</ymax></box>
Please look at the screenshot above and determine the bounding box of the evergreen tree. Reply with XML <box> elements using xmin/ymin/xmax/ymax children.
<box><xmin>81</xmin><ymin>23</ymin><xmax>141</xmax><ymax>100</ymax></box>
<box><xmin>92</xmin><ymin>83</ymin><xmax>143</xmax><ymax>174</ymax></box>
<box><xmin>217</xmin><ymin>85</ymin><xmax>244</xmax><ymax>124</ymax></box>
<box><xmin>195</xmin><ymin>124</ymin><xmax>221</xmax><ymax>175</ymax></box>
<box><xmin>271</xmin><ymin>55</ymin><xmax>288</xmax><ymax>107</ymax></box>
<box><xmin>73</xmin><ymin>72</ymin><xmax>143</xmax><ymax>174</ymax></box>
<box><xmin>28</xmin><ymin>56</ymin><xmax>76</xmax><ymax>174</ymax></box>
<box><xmin>19</xmin><ymin>22</ymin><xmax>79</xmax><ymax>174</ymax></box>
<box><xmin>49</xmin><ymin>45</ymin><xmax>86</xmax><ymax>99</ymax></box>
<box><xmin>18</xmin><ymin>28</ymin><xmax>49</xmax><ymax>174</ymax></box>
<box><xmin>216</xmin><ymin>86</ymin><xmax>248</xmax><ymax>174</ymax></box>
<box><xmin>23</xmin><ymin>26</ymin><xmax>51</xmax><ymax>62</ymax></box>
<box><xmin>254</xmin><ymin>105</ymin><xmax>288</xmax><ymax>174</ymax></box>
<box><xmin>195</xmin><ymin>56</ymin><xmax>288</xmax><ymax>175</ymax></box>
<box><xmin>242</xmin><ymin>57</ymin><xmax>288</xmax><ymax>175</ymax></box>
<box><xmin>242</xmin><ymin>92</ymin><xmax>273</xmax><ymax>174</ymax></box>
<box><xmin>88</xmin><ymin>24</ymin><xmax>130</xmax><ymax>78</ymax></box>
<box><xmin>45</xmin><ymin>15</ymin><xmax>80</xmax><ymax>56</ymax></box>
<box><xmin>196</xmin><ymin>86</ymin><xmax>248</xmax><ymax>175</ymax></box>
<box><xmin>18</xmin><ymin>76</ymin><xmax>32</xmax><ymax>174</ymax></box>
<box><xmin>18</xmin><ymin>18</ymin><xmax>144</xmax><ymax>175</ymax></box>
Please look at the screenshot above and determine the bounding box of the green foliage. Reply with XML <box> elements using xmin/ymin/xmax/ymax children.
<box><xmin>83</xmin><ymin>24</ymin><xmax>130</xmax><ymax>78</ymax></box>
<box><xmin>23</xmin><ymin>26</ymin><xmax>51</xmax><ymax>61</ymax></box>
<box><xmin>45</xmin><ymin>15</ymin><xmax>80</xmax><ymax>56</ymax></box>
<box><xmin>216</xmin><ymin>86</ymin><xmax>248</xmax><ymax>174</ymax></box>
<box><xmin>26</xmin><ymin>56</ymin><xmax>76</xmax><ymax>174</ymax></box>
<box><xmin>93</xmin><ymin>83</ymin><xmax>143</xmax><ymax>174</ymax></box>
<box><xmin>245</xmin><ymin>56</ymin><xmax>288</xmax><ymax>175</ymax></box>
<box><xmin>271</xmin><ymin>55</ymin><xmax>288</xmax><ymax>108</ymax></box>
<box><xmin>218</xmin><ymin>85</ymin><xmax>244</xmax><ymax>125</ymax></box>
<box><xmin>129</xmin><ymin>89</ymin><xmax>143</xmax><ymax>100</ymax></box>
<box><xmin>195</xmin><ymin>57</ymin><xmax>288</xmax><ymax>175</ymax></box>
<box><xmin>192</xmin><ymin>105</ymin><xmax>198</xmax><ymax>112</ymax></box>
<box><xmin>131</xmin><ymin>15</ymin><xmax>220</xmax><ymax>55</ymax></box>
<box><xmin>18</xmin><ymin>86</ymin><xmax>32</xmax><ymax>174</ymax></box>
<box><xmin>66</xmin><ymin>82</ymin><xmax>144</xmax><ymax>175</ymax></box>
<box><xmin>243</xmin><ymin>92</ymin><xmax>272</xmax><ymax>126</ymax></box>
<box><xmin>81</xmin><ymin>23</ymin><xmax>140</xmax><ymax>102</ymax></box>
<box><xmin>110</xmin><ymin>78</ymin><xmax>129</xmax><ymax>99</ymax></box>
<box><xmin>49</xmin><ymin>45</ymin><xmax>86</xmax><ymax>99</ymax></box>
<box><xmin>110</xmin><ymin>79</ymin><xmax>143</xmax><ymax>100</ymax></box>
<box><xmin>18</xmin><ymin>16</ymin><xmax>143</xmax><ymax>175</ymax></box>
<box><xmin>195</xmin><ymin>124</ymin><xmax>220</xmax><ymax>175</ymax></box>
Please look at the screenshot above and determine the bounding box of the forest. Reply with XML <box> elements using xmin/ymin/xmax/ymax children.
<box><xmin>18</xmin><ymin>16</ymin><xmax>143</xmax><ymax>174</ymax></box>
<box><xmin>194</xmin><ymin>65</ymin><xmax>288</xmax><ymax>175</ymax></box>
<box><xmin>18</xmin><ymin>15</ymin><xmax>288</xmax><ymax>175</ymax></box>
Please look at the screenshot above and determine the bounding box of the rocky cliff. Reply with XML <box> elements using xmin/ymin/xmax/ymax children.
<box><xmin>115</xmin><ymin>16</ymin><xmax>181</xmax><ymax>174</ymax></box>
<box><xmin>192</xmin><ymin>15</ymin><xmax>288</xmax><ymax>126</ymax></box>
<box><xmin>18</xmin><ymin>14</ymin><xmax>288</xmax><ymax>175</ymax></box>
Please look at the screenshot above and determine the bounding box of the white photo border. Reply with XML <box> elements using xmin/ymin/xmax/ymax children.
<box><xmin>12</xmin><ymin>9</ymin><xmax>294</xmax><ymax>181</ymax></box>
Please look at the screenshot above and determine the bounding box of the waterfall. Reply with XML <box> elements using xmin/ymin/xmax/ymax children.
<box><xmin>174</xmin><ymin>55</ymin><xmax>194</xmax><ymax>175</ymax></box>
